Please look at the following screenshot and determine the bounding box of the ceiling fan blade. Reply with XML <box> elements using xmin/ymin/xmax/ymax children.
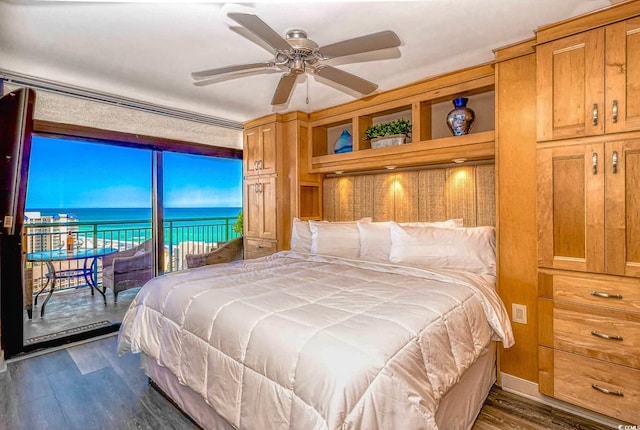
<box><xmin>319</xmin><ymin>30</ymin><xmax>401</xmax><ymax>59</ymax></box>
<box><xmin>227</xmin><ymin>13</ymin><xmax>291</xmax><ymax>52</ymax></box>
<box><xmin>314</xmin><ymin>66</ymin><xmax>378</xmax><ymax>95</ymax></box>
<box><xmin>271</xmin><ymin>73</ymin><xmax>298</xmax><ymax>105</ymax></box>
<box><xmin>191</xmin><ymin>62</ymin><xmax>274</xmax><ymax>80</ymax></box>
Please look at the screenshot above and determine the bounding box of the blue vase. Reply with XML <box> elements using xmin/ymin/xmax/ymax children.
<box><xmin>334</xmin><ymin>129</ymin><xmax>353</xmax><ymax>154</ymax></box>
<box><xmin>446</xmin><ymin>97</ymin><xmax>475</xmax><ymax>136</ymax></box>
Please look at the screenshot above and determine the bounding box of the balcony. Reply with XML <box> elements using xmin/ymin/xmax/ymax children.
<box><xmin>22</xmin><ymin>215</ymin><xmax>241</xmax><ymax>343</ymax></box>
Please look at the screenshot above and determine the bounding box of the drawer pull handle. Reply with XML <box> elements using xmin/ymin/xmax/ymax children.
<box><xmin>590</xmin><ymin>290</ymin><xmax>623</xmax><ymax>299</ymax></box>
<box><xmin>612</xmin><ymin>99</ymin><xmax>618</xmax><ymax>123</ymax></box>
<box><xmin>592</xmin><ymin>152</ymin><xmax>598</xmax><ymax>175</ymax></box>
<box><xmin>591</xmin><ymin>330</ymin><xmax>623</xmax><ymax>341</ymax></box>
<box><xmin>592</xmin><ymin>103</ymin><xmax>599</xmax><ymax>126</ymax></box>
<box><xmin>255</xmin><ymin>245</ymin><xmax>265</xmax><ymax>249</ymax></box>
<box><xmin>592</xmin><ymin>384</ymin><xmax>623</xmax><ymax>397</ymax></box>
<box><xmin>612</xmin><ymin>151</ymin><xmax>618</xmax><ymax>174</ymax></box>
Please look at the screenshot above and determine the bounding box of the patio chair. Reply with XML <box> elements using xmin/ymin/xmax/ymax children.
<box><xmin>102</xmin><ymin>239</ymin><xmax>153</xmax><ymax>303</ymax></box>
<box><xmin>185</xmin><ymin>237</ymin><xmax>243</xmax><ymax>269</ymax></box>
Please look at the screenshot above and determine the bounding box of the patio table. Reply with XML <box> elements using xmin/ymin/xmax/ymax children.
<box><xmin>26</xmin><ymin>247</ymin><xmax>117</xmax><ymax>317</ymax></box>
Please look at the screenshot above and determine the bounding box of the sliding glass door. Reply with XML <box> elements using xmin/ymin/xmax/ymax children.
<box><xmin>162</xmin><ymin>152</ymin><xmax>242</xmax><ymax>272</ymax></box>
<box><xmin>22</xmin><ymin>136</ymin><xmax>153</xmax><ymax>348</ymax></box>
<box><xmin>0</xmin><ymin>90</ymin><xmax>242</xmax><ymax>358</ymax></box>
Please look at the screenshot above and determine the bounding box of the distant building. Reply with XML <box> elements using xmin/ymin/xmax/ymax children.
<box><xmin>24</xmin><ymin>212</ymin><xmax>78</xmax><ymax>253</ymax></box>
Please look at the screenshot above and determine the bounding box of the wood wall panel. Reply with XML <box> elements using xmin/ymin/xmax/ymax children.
<box><xmin>323</xmin><ymin>164</ymin><xmax>495</xmax><ymax>226</ymax></box>
<box><xmin>353</xmin><ymin>175</ymin><xmax>375</xmax><ymax>220</ymax></box>
<box><xmin>446</xmin><ymin>166</ymin><xmax>476</xmax><ymax>226</ymax></box>
<box><xmin>323</xmin><ymin>177</ymin><xmax>337</xmax><ymax>220</ymax></box>
<box><xmin>418</xmin><ymin>169</ymin><xmax>447</xmax><ymax>222</ymax></box>
<box><xmin>476</xmin><ymin>164</ymin><xmax>496</xmax><ymax>228</ymax></box>
<box><xmin>496</xmin><ymin>52</ymin><xmax>538</xmax><ymax>382</ymax></box>
<box><xmin>394</xmin><ymin>171</ymin><xmax>420</xmax><ymax>222</ymax></box>
<box><xmin>373</xmin><ymin>174</ymin><xmax>394</xmax><ymax>221</ymax></box>
<box><xmin>336</xmin><ymin>177</ymin><xmax>354</xmax><ymax>221</ymax></box>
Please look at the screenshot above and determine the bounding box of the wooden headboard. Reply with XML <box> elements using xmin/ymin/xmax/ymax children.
<box><xmin>322</xmin><ymin>163</ymin><xmax>495</xmax><ymax>227</ymax></box>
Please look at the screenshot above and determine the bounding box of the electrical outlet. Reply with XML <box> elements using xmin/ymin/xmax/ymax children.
<box><xmin>512</xmin><ymin>303</ymin><xmax>528</xmax><ymax>324</ymax></box>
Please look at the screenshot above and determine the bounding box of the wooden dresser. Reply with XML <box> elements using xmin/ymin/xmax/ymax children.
<box><xmin>536</xmin><ymin>2</ymin><xmax>640</xmax><ymax>423</ymax></box>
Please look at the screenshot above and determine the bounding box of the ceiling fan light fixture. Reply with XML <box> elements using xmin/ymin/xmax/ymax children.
<box><xmin>192</xmin><ymin>13</ymin><xmax>401</xmax><ymax>106</ymax></box>
<box><xmin>290</xmin><ymin>55</ymin><xmax>305</xmax><ymax>74</ymax></box>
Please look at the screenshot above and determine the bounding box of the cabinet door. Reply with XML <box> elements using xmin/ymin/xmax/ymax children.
<box><xmin>244</xmin><ymin>178</ymin><xmax>262</xmax><ymax>238</ymax></box>
<box><xmin>605</xmin><ymin>139</ymin><xmax>640</xmax><ymax>277</ymax></box>
<box><xmin>243</xmin><ymin>124</ymin><xmax>277</xmax><ymax>176</ymax></box>
<box><xmin>260</xmin><ymin>176</ymin><xmax>277</xmax><ymax>240</ymax></box>
<box><xmin>243</xmin><ymin>127</ymin><xmax>261</xmax><ymax>176</ymax></box>
<box><xmin>606</xmin><ymin>17</ymin><xmax>640</xmax><ymax>134</ymax></box>
<box><xmin>537</xmin><ymin>29</ymin><xmax>605</xmax><ymax>141</ymax></box>
<box><xmin>538</xmin><ymin>144</ymin><xmax>604</xmax><ymax>272</ymax></box>
<box><xmin>258</xmin><ymin>124</ymin><xmax>277</xmax><ymax>176</ymax></box>
<box><xmin>243</xmin><ymin>176</ymin><xmax>277</xmax><ymax>240</ymax></box>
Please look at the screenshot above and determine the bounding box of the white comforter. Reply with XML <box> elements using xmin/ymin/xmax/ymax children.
<box><xmin>118</xmin><ymin>251</ymin><xmax>513</xmax><ymax>430</ymax></box>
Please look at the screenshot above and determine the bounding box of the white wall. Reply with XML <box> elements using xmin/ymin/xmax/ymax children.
<box><xmin>3</xmin><ymin>83</ymin><xmax>242</xmax><ymax>149</ymax></box>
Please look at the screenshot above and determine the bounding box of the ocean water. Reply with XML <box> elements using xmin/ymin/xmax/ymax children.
<box><xmin>25</xmin><ymin>207</ymin><xmax>242</xmax><ymax>247</ymax></box>
<box><xmin>26</xmin><ymin>207</ymin><xmax>242</xmax><ymax>223</ymax></box>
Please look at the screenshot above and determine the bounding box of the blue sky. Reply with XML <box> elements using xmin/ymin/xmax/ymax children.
<box><xmin>26</xmin><ymin>136</ymin><xmax>242</xmax><ymax>209</ymax></box>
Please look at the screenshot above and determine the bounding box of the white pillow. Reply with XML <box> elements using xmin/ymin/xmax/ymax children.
<box><xmin>309</xmin><ymin>218</ymin><xmax>372</xmax><ymax>258</ymax></box>
<box><xmin>357</xmin><ymin>219</ymin><xmax>464</xmax><ymax>262</ymax></box>
<box><xmin>388</xmin><ymin>222</ymin><xmax>496</xmax><ymax>275</ymax></box>
<box><xmin>291</xmin><ymin>217</ymin><xmax>314</xmax><ymax>252</ymax></box>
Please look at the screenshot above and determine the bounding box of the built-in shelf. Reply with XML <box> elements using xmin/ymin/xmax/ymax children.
<box><xmin>310</xmin><ymin>131</ymin><xmax>495</xmax><ymax>174</ymax></box>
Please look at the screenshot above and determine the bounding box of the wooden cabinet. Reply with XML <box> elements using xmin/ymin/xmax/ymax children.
<box><xmin>538</xmin><ymin>273</ymin><xmax>640</xmax><ymax>424</ymax></box>
<box><xmin>243</xmin><ymin>121</ymin><xmax>278</xmax><ymax>258</ymax></box>
<box><xmin>243</xmin><ymin>123</ymin><xmax>276</xmax><ymax>176</ymax></box>
<box><xmin>537</xmin><ymin>17</ymin><xmax>640</xmax><ymax>141</ymax></box>
<box><xmin>242</xmin><ymin>114</ymin><xmax>323</xmax><ymax>259</ymax></box>
<box><xmin>536</xmin><ymin>6</ymin><xmax>640</xmax><ymax>422</ymax></box>
<box><xmin>538</xmin><ymin>139</ymin><xmax>640</xmax><ymax>276</ymax></box>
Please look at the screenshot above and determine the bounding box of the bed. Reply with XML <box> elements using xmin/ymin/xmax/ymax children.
<box><xmin>118</xmin><ymin>220</ymin><xmax>514</xmax><ymax>430</ymax></box>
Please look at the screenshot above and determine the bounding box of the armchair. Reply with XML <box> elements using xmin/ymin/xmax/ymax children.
<box><xmin>185</xmin><ymin>237</ymin><xmax>243</xmax><ymax>269</ymax></box>
<box><xmin>102</xmin><ymin>239</ymin><xmax>153</xmax><ymax>303</ymax></box>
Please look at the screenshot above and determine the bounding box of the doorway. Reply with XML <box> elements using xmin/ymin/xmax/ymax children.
<box><xmin>22</xmin><ymin>136</ymin><xmax>153</xmax><ymax>346</ymax></box>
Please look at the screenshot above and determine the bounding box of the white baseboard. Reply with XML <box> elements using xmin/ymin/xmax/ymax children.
<box><xmin>500</xmin><ymin>372</ymin><xmax>627</xmax><ymax>429</ymax></box>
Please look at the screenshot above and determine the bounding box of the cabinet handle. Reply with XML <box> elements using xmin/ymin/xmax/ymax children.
<box><xmin>591</xmin><ymin>330</ymin><xmax>623</xmax><ymax>341</ymax></box>
<box><xmin>257</xmin><ymin>160</ymin><xmax>263</xmax><ymax>170</ymax></box>
<box><xmin>590</xmin><ymin>290</ymin><xmax>623</xmax><ymax>299</ymax></box>
<box><xmin>592</xmin><ymin>152</ymin><xmax>598</xmax><ymax>175</ymax></box>
<box><xmin>592</xmin><ymin>384</ymin><xmax>624</xmax><ymax>397</ymax></box>
<box><xmin>612</xmin><ymin>151</ymin><xmax>618</xmax><ymax>174</ymax></box>
<box><xmin>592</xmin><ymin>103</ymin><xmax>599</xmax><ymax>126</ymax></box>
<box><xmin>253</xmin><ymin>161</ymin><xmax>258</xmax><ymax>171</ymax></box>
<box><xmin>612</xmin><ymin>99</ymin><xmax>618</xmax><ymax>123</ymax></box>
<box><xmin>255</xmin><ymin>245</ymin><xmax>265</xmax><ymax>249</ymax></box>
<box><xmin>253</xmin><ymin>183</ymin><xmax>259</xmax><ymax>193</ymax></box>
<box><xmin>258</xmin><ymin>183</ymin><xmax>263</xmax><ymax>193</ymax></box>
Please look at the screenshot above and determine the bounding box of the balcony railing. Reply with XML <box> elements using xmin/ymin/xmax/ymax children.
<box><xmin>24</xmin><ymin>216</ymin><xmax>240</xmax><ymax>293</ymax></box>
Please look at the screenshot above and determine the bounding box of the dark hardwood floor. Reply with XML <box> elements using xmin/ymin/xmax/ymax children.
<box><xmin>0</xmin><ymin>335</ymin><xmax>615</xmax><ymax>430</ymax></box>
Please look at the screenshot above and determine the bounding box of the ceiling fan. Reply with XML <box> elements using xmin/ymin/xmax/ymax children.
<box><xmin>191</xmin><ymin>13</ymin><xmax>401</xmax><ymax>105</ymax></box>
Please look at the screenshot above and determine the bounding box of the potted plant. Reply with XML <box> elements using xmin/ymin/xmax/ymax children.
<box><xmin>232</xmin><ymin>210</ymin><xmax>243</xmax><ymax>235</ymax></box>
<box><xmin>365</xmin><ymin>118</ymin><xmax>412</xmax><ymax>148</ymax></box>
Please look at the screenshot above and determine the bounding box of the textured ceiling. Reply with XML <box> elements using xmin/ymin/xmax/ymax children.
<box><xmin>0</xmin><ymin>0</ymin><xmax>612</xmax><ymax>124</ymax></box>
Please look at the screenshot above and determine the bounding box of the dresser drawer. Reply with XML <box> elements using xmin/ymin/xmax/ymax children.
<box><xmin>553</xmin><ymin>275</ymin><xmax>640</xmax><ymax>313</ymax></box>
<box><xmin>553</xmin><ymin>303</ymin><xmax>640</xmax><ymax>369</ymax></box>
<box><xmin>244</xmin><ymin>238</ymin><xmax>277</xmax><ymax>259</ymax></box>
<box><xmin>554</xmin><ymin>350</ymin><xmax>640</xmax><ymax>424</ymax></box>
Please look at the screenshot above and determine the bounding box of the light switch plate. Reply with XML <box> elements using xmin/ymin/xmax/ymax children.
<box><xmin>512</xmin><ymin>303</ymin><xmax>527</xmax><ymax>324</ymax></box>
